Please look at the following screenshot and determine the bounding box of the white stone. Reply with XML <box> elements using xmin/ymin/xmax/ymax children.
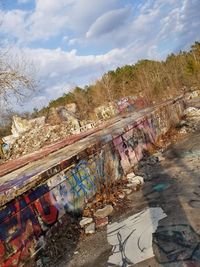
<box><xmin>79</xmin><ymin>217</ymin><xmax>93</xmax><ymax>228</ymax></box>
<box><xmin>184</xmin><ymin>107</ymin><xmax>200</xmax><ymax>117</ymax></box>
<box><xmin>127</xmin><ymin>175</ymin><xmax>144</xmax><ymax>188</ymax></box>
<box><xmin>122</xmin><ymin>189</ymin><xmax>132</xmax><ymax>195</ymax></box>
<box><xmin>85</xmin><ymin>223</ymin><xmax>95</xmax><ymax>234</ymax></box>
<box><xmin>126</xmin><ymin>172</ymin><xmax>136</xmax><ymax>180</ymax></box>
<box><xmin>94</xmin><ymin>205</ymin><xmax>113</xmax><ymax>218</ymax></box>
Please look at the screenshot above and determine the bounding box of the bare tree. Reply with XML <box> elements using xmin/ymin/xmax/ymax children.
<box><xmin>0</xmin><ymin>1</ymin><xmax>37</xmax><ymax>117</ymax></box>
<box><xmin>0</xmin><ymin>53</ymin><xmax>36</xmax><ymax>106</ymax></box>
<box><xmin>100</xmin><ymin>73</ymin><xmax>114</xmax><ymax>102</ymax></box>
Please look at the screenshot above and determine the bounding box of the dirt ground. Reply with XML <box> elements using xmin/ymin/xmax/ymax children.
<box><xmin>44</xmin><ymin>117</ymin><xmax>200</xmax><ymax>267</ymax></box>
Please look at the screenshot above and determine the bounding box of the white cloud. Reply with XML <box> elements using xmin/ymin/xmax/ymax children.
<box><xmin>86</xmin><ymin>7</ymin><xmax>130</xmax><ymax>38</ymax></box>
<box><xmin>68</xmin><ymin>38</ymin><xmax>78</xmax><ymax>46</ymax></box>
<box><xmin>15</xmin><ymin>38</ymin><xmax>163</xmax><ymax>111</ymax></box>
<box><xmin>1</xmin><ymin>0</ymin><xmax>200</xmax><ymax>112</ymax></box>
<box><xmin>62</xmin><ymin>35</ymin><xmax>69</xmax><ymax>42</ymax></box>
<box><xmin>1</xmin><ymin>0</ymin><xmax>121</xmax><ymax>44</ymax></box>
<box><xmin>18</xmin><ymin>0</ymin><xmax>32</xmax><ymax>3</ymax></box>
<box><xmin>0</xmin><ymin>9</ymin><xmax>28</xmax><ymax>42</ymax></box>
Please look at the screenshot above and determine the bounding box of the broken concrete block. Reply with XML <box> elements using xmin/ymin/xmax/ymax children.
<box><xmin>118</xmin><ymin>193</ymin><xmax>125</xmax><ymax>199</ymax></box>
<box><xmin>126</xmin><ymin>183</ymin><xmax>136</xmax><ymax>189</ymax></box>
<box><xmin>123</xmin><ymin>189</ymin><xmax>132</xmax><ymax>195</ymax></box>
<box><xmin>85</xmin><ymin>223</ymin><xmax>95</xmax><ymax>234</ymax></box>
<box><xmin>154</xmin><ymin>152</ymin><xmax>165</xmax><ymax>162</ymax></box>
<box><xmin>126</xmin><ymin>172</ymin><xmax>136</xmax><ymax>180</ymax></box>
<box><xmin>94</xmin><ymin>205</ymin><xmax>113</xmax><ymax>218</ymax></box>
<box><xmin>184</xmin><ymin>107</ymin><xmax>200</xmax><ymax>117</ymax></box>
<box><xmin>95</xmin><ymin>217</ymin><xmax>108</xmax><ymax>228</ymax></box>
<box><xmin>179</xmin><ymin>127</ymin><xmax>187</xmax><ymax>134</ymax></box>
<box><xmin>127</xmin><ymin>175</ymin><xmax>144</xmax><ymax>186</ymax></box>
<box><xmin>79</xmin><ymin>217</ymin><xmax>93</xmax><ymax>228</ymax></box>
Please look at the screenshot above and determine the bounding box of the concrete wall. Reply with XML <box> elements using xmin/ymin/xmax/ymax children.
<box><xmin>0</xmin><ymin>97</ymin><xmax>184</xmax><ymax>267</ymax></box>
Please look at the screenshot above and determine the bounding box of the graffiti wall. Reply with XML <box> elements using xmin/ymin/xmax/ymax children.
<box><xmin>0</xmin><ymin>97</ymin><xmax>185</xmax><ymax>266</ymax></box>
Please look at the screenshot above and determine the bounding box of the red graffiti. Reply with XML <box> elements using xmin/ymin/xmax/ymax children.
<box><xmin>0</xmin><ymin>189</ymin><xmax>59</xmax><ymax>266</ymax></box>
<box><xmin>34</xmin><ymin>192</ymin><xmax>58</xmax><ymax>225</ymax></box>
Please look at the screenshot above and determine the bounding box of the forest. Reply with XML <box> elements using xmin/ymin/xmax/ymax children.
<box><xmin>33</xmin><ymin>42</ymin><xmax>200</xmax><ymax>120</ymax></box>
<box><xmin>1</xmin><ymin>41</ymin><xmax>200</xmax><ymax>137</ymax></box>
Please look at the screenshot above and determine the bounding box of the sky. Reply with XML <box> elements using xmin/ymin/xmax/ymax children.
<box><xmin>0</xmin><ymin>0</ymin><xmax>200</xmax><ymax>112</ymax></box>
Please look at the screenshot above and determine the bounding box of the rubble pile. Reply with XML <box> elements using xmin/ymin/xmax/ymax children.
<box><xmin>176</xmin><ymin>106</ymin><xmax>200</xmax><ymax>135</ymax></box>
<box><xmin>79</xmin><ymin>173</ymin><xmax>144</xmax><ymax>235</ymax></box>
<box><xmin>7</xmin><ymin>123</ymin><xmax>73</xmax><ymax>160</ymax></box>
<box><xmin>2</xmin><ymin>103</ymin><xmax>97</xmax><ymax>161</ymax></box>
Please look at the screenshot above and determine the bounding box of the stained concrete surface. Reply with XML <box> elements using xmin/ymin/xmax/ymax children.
<box><xmin>57</xmin><ymin>120</ymin><xmax>200</xmax><ymax>267</ymax></box>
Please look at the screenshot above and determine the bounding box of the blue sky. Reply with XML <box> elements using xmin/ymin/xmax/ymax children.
<box><xmin>0</xmin><ymin>0</ymin><xmax>200</xmax><ymax>112</ymax></box>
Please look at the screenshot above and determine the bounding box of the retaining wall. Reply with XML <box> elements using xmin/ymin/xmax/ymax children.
<box><xmin>0</xmin><ymin>97</ymin><xmax>185</xmax><ymax>266</ymax></box>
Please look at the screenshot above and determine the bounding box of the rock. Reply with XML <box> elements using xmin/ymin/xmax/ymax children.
<box><xmin>85</xmin><ymin>223</ymin><xmax>95</xmax><ymax>234</ymax></box>
<box><xmin>126</xmin><ymin>172</ymin><xmax>136</xmax><ymax>180</ymax></box>
<box><xmin>154</xmin><ymin>152</ymin><xmax>165</xmax><ymax>162</ymax></box>
<box><xmin>178</xmin><ymin>120</ymin><xmax>188</xmax><ymax>127</ymax></box>
<box><xmin>186</xmin><ymin>90</ymin><xmax>200</xmax><ymax>99</ymax></box>
<box><xmin>123</xmin><ymin>189</ymin><xmax>132</xmax><ymax>195</ymax></box>
<box><xmin>128</xmin><ymin>175</ymin><xmax>144</xmax><ymax>185</ymax></box>
<box><xmin>184</xmin><ymin>107</ymin><xmax>200</xmax><ymax>117</ymax></box>
<box><xmin>126</xmin><ymin>183</ymin><xmax>136</xmax><ymax>188</ymax></box>
<box><xmin>118</xmin><ymin>193</ymin><xmax>125</xmax><ymax>199</ymax></box>
<box><xmin>94</xmin><ymin>205</ymin><xmax>113</xmax><ymax>218</ymax></box>
<box><xmin>95</xmin><ymin>217</ymin><xmax>108</xmax><ymax>228</ymax></box>
<box><xmin>74</xmin><ymin>251</ymin><xmax>79</xmax><ymax>255</ymax></box>
<box><xmin>79</xmin><ymin>217</ymin><xmax>93</xmax><ymax>228</ymax></box>
<box><xmin>179</xmin><ymin>127</ymin><xmax>187</xmax><ymax>134</ymax></box>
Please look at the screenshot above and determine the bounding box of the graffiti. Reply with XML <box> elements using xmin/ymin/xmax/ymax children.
<box><xmin>189</xmin><ymin>191</ymin><xmax>200</xmax><ymax>208</ymax></box>
<box><xmin>69</xmin><ymin>160</ymin><xmax>96</xmax><ymax>197</ymax></box>
<box><xmin>0</xmin><ymin>99</ymin><xmax>185</xmax><ymax>266</ymax></box>
<box><xmin>45</xmin><ymin>165</ymin><xmax>62</xmax><ymax>179</ymax></box>
<box><xmin>0</xmin><ymin>185</ymin><xmax>59</xmax><ymax>266</ymax></box>
<box><xmin>153</xmin><ymin>224</ymin><xmax>200</xmax><ymax>263</ymax></box>
<box><xmin>50</xmin><ymin>159</ymin><xmax>98</xmax><ymax>212</ymax></box>
<box><xmin>116</xmin><ymin>230</ymin><xmax>136</xmax><ymax>267</ymax></box>
<box><xmin>107</xmin><ymin>208</ymin><xmax>167</xmax><ymax>267</ymax></box>
<box><xmin>113</xmin><ymin>117</ymin><xmax>157</xmax><ymax>173</ymax></box>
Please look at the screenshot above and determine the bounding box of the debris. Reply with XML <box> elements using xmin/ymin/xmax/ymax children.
<box><xmin>122</xmin><ymin>189</ymin><xmax>132</xmax><ymax>195</ymax></box>
<box><xmin>85</xmin><ymin>223</ymin><xmax>95</xmax><ymax>234</ymax></box>
<box><xmin>94</xmin><ymin>205</ymin><xmax>113</xmax><ymax>219</ymax></box>
<box><xmin>11</xmin><ymin>115</ymin><xmax>46</xmax><ymax>137</ymax></box>
<box><xmin>74</xmin><ymin>251</ymin><xmax>79</xmax><ymax>255</ymax></box>
<box><xmin>107</xmin><ymin>207</ymin><xmax>167</xmax><ymax>266</ymax></box>
<box><xmin>127</xmin><ymin>173</ymin><xmax>144</xmax><ymax>187</ymax></box>
<box><xmin>79</xmin><ymin>217</ymin><xmax>93</xmax><ymax>228</ymax></box>
<box><xmin>118</xmin><ymin>193</ymin><xmax>125</xmax><ymax>199</ymax></box>
<box><xmin>36</xmin><ymin>259</ymin><xmax>43</xmax><ymax>267</ymax></box>
<box><xmin>179</xmin><ymin>127</ymin><xmax>187</xmax><ymax>134</ymax></box>
<box><xmin>126</xmin><ymin>172</ymin><xmax>136</xmax><ymax>180</ymax></box>
<box><xmin>184</xmin><ymin>107</ymin><xmax>200</xmax><ymax>118</ymax></box>
<box><xmin>178</xmin><ymin>120</ymin><xmax>188</xmax><ymax>127</ymax></box>
<box><xmin>95</xmin><ymin>217</ymin><xmax>108</xmax><ymax>228</ymax></box>
<box><xmin>186</xmin><ymin>90</ymin><xmax>200</xmax><ymax>99</ymax></box>
<box><xmin>154</xmin><ymin>152</ymin><xmax>165</xmax><ymax>162</ymax></box>
<box><xmin>127</xmin><ymin>183</ymin><xmax>136</xmax><ymax>188</ymax></box>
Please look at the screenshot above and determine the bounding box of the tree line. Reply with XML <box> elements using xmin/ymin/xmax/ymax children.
<box><xmin>1</xmin><ymin>41</ymin><xmax>200</xmax><ymax>137</ymax></box>
<box><xmin>33</xmin><ymin>42</ymin><xmax>200</xmax><ymax>120</ymax></box>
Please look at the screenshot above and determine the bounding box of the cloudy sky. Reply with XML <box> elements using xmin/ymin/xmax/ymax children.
<box><xmin>0</xmin><ymin>0</ymin><xmax>200</xmax><ymax>111</ymax></box>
